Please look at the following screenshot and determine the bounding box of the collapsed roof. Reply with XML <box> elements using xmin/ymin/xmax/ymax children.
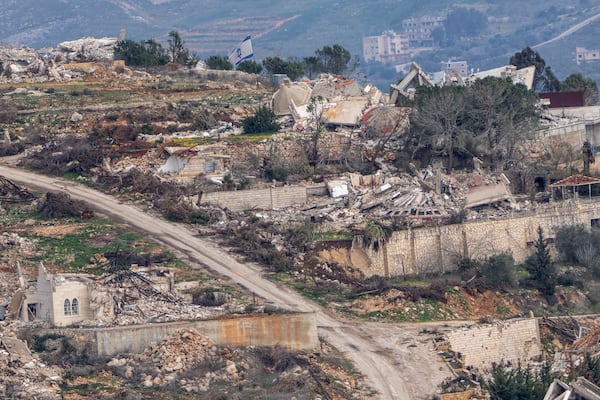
<box><xmin>389</xmin><ymin>63</ymin><xmax>537</xmax><ymax>105</ymax></box>
<box><xmin>467</xmin><ymin>65</ymin><xmax>535</xmax><ymax>90</ymax></box>
<box><xmin>272</xmin><ymin>80</ymin><xmax>312</xmax><ymax>116</ymax></box>
<box><xmin>271</xmin><ymin>74</ymin><xmax>386</xmax><ymax>128</ymax></box>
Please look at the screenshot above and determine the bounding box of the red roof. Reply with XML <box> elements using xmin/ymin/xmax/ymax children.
<box><xmin>549</xmin><ymin>175</ymin><xmax>600</xmax><ymax>187</ymax></box>
<box><xmin>539</xmin><ymin>90</ymin><xmax>585</xmax><ymax>108</ymax></box>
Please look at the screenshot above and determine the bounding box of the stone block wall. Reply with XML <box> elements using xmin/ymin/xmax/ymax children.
<box><xmin>543</xmin><ymin>121</ymin><xmax>587</xmax><ymax>149</ymax></box>
<box><xmin>200</xmin><ymin>185</ymin><xmax>307</xmax><ymax>211</ymax></box>
<box><xmin>446</xmin><ymin>318</ymin><xmax>541</xmax><ymax>371</ymax></box>
<box><xmin>360</xmin><ymin>200</ymin><xmax>600</xmax><ymax>277</ymax></box>
<box><xmin>209</xmin><ymin>132</ymin><xmax>355</xmax><ymax>169</ymax></box>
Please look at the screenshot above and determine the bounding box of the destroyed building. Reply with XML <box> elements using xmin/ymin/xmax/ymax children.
<box><xmin>271</xmin><ymin>74</ymin><xmax>385</xmax><ymax>131</ymax></box>
<box><xmin>13</xmin><ymin>263</ymin><xmax>210</xmax><ymax>327</ymax></box>
<box><xmin>18</xmin><ymin>263</ymin><xmax>96</xmax><ymax>326</ymax></box>
<box><xmin>158</xmin><ymin>145</ymin><xmax>232</xmax><ymax>182</ymax></box>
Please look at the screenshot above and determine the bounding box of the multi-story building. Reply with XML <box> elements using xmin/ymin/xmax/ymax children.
<box><xmin>576</xmin><ymin>47</ymin><xmax>600</xmax><ymax>64</ymax></box>
<box><xmin>442</xmin><ymin>60</ymin><xmax>468</xmax><ymax>77</ymax></box>
<box><xmin>362</xmin><ymin>30</ymin><xmax>410</xmax><ymax>64</ymax></box>
<box><xmin>402</xmin><ymin>15</ymin><xmax>445</xmax><ymax>47</ymax></box>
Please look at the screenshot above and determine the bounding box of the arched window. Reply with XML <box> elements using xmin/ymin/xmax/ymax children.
<box><xmin>63</xmin><ymin>299</ymin><xmax>71</xmax><ymax>315</ymax></box>
<box><xmin>71</xmin><ymin>298</ymin><xmax>79</xmax><ymax>315</ymax></box>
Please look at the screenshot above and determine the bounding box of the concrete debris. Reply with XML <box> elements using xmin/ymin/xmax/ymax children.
<box><xmin>390</xmin><ymin>62</ymin><xmax>434</xmax><ymax>104</ymax></box>
<box><xmin>361</xmin><ymin>106</ymin><xmax>410</xmax><ymax>141</ymax></box>
<box><xmin>70</xmin><ymin>111</ymin><xmax>83</xmax><ymax>123</ymax></box>
<box><xmin>18</xmin><ymin>263</ymin><xmax>244</xmax><ymax>328</ymax></box>
<box><xmin>322</xmin><ymin>97</ymin><xmax>370</xmax><ymax>126</ymax></box>
<box><xmin>0</xmin><ymin>38</ymin><xmax>158</xmax><ymax>83</ymax></box>
<box><xmin>327</xmin><ymin>180</ymin><xmax>349</xmax><ymax>198</ymax></box>
<box><xmin>272</xmin><ymin>74</ymin><xmax>387</xmax><ymax>131</ymax></box>
<box><xmin>465</xmin><ymin>181</ymin><xmax>516</xmax><ymax>209</ymax></box>
<box><xmin>44</xmin><ymin>36</ymin><xmax>118</xmax><ymax>62</ymax></box>
<box><xmin>157</xmin><ymin>144</ymin><xmax>232</xmax><ymax>182</ymax></box>
<box><xmin>272</xmin><ymin>80</ymin><xmax>312</xmax><ymax>116</ymax></box>
<box><xmin>468</xmin><ymin>65</ymin><xmax>536</xmax><ymax>90</ymax></box>
<box><xmin>115</xmin><ymin>328</ymin><xmax>247</xmax><ymax>392</ymax></box>
<box><xmin>544</xmin><ymin>377</ymin><xmax>600</xmax><ymax>400</ymax></box>
<box><xmin>201</xmin><ymin>165</ymin><xmax>522</xmax><ymax>235</ymax></box>
<box><xmin>0</xmin><ymin>330</ymin><xmax>62</xmax><ymax>399</ymax></box>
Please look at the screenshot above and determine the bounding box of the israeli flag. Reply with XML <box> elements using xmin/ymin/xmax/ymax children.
<box><xmin>228</xmin><ymin>35</ymin><xmax>253</xmax><ymax>66</ymax></box>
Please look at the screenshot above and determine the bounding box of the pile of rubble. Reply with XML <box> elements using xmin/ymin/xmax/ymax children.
<box><xmin>268</xmin><ymin>168</ymin><xmax>522</xmax><ymax>235</ymax></box>
<box><xmin>110</xmin><ymin>328</ymin><xmax>247</xmax><ymax>392</ymax></box>
<box><xmin>0</xmin><ymin>37</ymin><xmax>158</xmax><ymax>83</ymax></box>
<box><xmin>41</xmin><ymin>36</ymin><xmax>118</xmax><ymax>63</ymax></box>
<box><xmin>272</xmin><ymin>74</ymin><xmax>386</xmax><ymax>132</ymax></box>
<box><xmin>88</xmin><ymin>268</ymin><xmax>245</xmax><ymax>327</ymax></box>
<box><xmin>0</xmin><ymin>329</ymin><xmax>62</xmax><ymax>400</ymax></box>
<box><xmin>108</xmin><ymin>297</ymin><xmax>240</xmax><ymax>326</ymax></box>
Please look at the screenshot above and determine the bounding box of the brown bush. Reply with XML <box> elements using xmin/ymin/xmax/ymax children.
<box><xmin>37</xmin><ymin>192</ymin><xmax>94</xmax><ymax>219</ymax></box>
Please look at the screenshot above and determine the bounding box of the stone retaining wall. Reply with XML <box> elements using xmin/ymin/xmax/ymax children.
<box><xmin>359</xmin><ymin>200</ymin><xmax>600</xmax><ymax>277</ymax></box>
<box><xmin>446</xmin><ymin>318</ymin><xmax>541</xmax><ymax>370</ymax></box>
<box><xmin>200</xmin><ymin>185</ymin><xmax>308</xmax><ymax>211</ymax></box>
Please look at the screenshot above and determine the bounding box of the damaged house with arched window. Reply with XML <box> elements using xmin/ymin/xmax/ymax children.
<box><xmin>19</xmin><ymin>263</ymin><xmax>95</xmax><ymax>326</ymax></box>
<box><xmin>15</xmin><ymin>263</ymin><xmax>177</xmax><ymax>327</ymax></box>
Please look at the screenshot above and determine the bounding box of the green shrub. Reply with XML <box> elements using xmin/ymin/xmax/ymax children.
<box><xmin>242</xmin><ymin>105</ymin><xmax>279</xmax><ymax>134</ymax></box>
<box><xmin>555</xmin><ymin>225</ymin><xmax>590</xmax><ymax>264</ymax></box>
<box><xmin>480</xmin><ymin>253</ymin><xmax>516</xmax><ymax>290</ymax></box>
<box><xmin>555</xmin><ymin>225</ymin><xmax>600</xmax><ymax>272</ymax></box>
<box><xmin>205</xmin><ymin>55</ymin><xmax>232</xmax><ymax>70</ymax></box>
<box><xmin>114</xmin><ymin>39</ymin><xmax>169</xmax><ymax>67</ymax></box>
<box><xmin>237</xmin><ymin>60</ymin><xmax>263</xmax><ymax>74</ymax></box>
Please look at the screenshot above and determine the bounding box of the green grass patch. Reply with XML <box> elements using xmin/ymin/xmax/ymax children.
<box><xmin>28</xmin><ymin>220</ymin><xmax>147</xmax><ymax>272</ymax></box>
<box><xmin>269</xmin><ymin>272</ymin><xmax>353</xmax><ymax>307</ymax></box>
<box><xmin>346</xmin><ymin>299</ymin><xmax>455</xmax><ymax>323</ymax></box>
<box><xmin>224</xmin><ymin>132</ymin><xmax>276</xmax><ymax>143</ymax></box>
<box><xmin>313</xmin><ymin>231</ymin><xmax>353</xmax><ymax>242</ymax></box>
<box><xmin>170</xmin><ymin>136</ymin><xmax>215</xmax><ymax>146</ymax></box>
<box><xmin>59</xmin><ymin>382</ymin><xmax>113</xmax><ymax>395</ymax></box>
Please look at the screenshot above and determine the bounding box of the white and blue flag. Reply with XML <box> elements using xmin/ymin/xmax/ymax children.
<box><xmin>228</xmin><ymin>35</ymin><xmax>253</xmax><ymax>66</ymax></box>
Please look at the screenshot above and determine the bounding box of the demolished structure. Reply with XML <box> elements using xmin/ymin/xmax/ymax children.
<box><xmin>13</xmin><ymin>262</ymin><xmax>234</xmax><ymax>327</ymax></box>
<box><xmin>272</xmin><ymin>74</ymin><xmax>386</xmax><ymax>131</ymax></box>
<box><xmin>544</xmin><ymin>378</ymin><xmax>600</xmax><ymax>400</ymax></box>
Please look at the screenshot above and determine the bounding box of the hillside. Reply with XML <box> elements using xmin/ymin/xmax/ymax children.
<box><xmin>1</xmin><ymin>0</ymin><xmax>600</xmax><ymax>81</ymax></box>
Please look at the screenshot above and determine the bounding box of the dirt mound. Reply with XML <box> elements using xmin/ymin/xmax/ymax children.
<box><xmin>350</xmin><ymin>287</ymin><xmax>523</xmax><ymax>321</ymax></box>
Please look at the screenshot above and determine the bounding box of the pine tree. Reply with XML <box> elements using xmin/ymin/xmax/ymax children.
<box><xmin>525</xmin><ymin>226</ymin><xmax>556</xmax><ymax>296</ymax></box>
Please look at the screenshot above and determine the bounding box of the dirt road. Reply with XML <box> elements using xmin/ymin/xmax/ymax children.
<box><xmin>0</xmin><ymin>164</ymin><xmax>459</xmax><ymax>399</ymax></box>
<box><xmin>533</xmin><ymin>10</ymin><xmax>600</xmax><ymax>49</ymax></box>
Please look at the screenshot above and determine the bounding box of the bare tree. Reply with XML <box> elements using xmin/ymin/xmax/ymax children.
<box><xmin>410</xmin><ymin>86</ymin><xmax>466</xmax><ymax>171</ymax></box>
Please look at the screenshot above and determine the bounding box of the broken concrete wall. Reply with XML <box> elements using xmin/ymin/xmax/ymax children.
<box><xmin>445</xmin><ymin>318</ymin><xmax>541</xmax><ymax>371</ymax></box>
<box><xmin>48</xmin><ymin>312</ymin><xmax>318</xmax><ymax>356</ymax></box>
<box><xmin>200</xmin><ymin>186</ymin><xmax>308</xmax><ymax>211</ymax></box>
<box><xmin>360</xmin><ymin>200</ymin><xmax>600</xmax><ymax>277</ymax></box>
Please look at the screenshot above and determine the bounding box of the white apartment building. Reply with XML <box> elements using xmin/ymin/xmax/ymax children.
<box><xmin>442</xmin><ymin>60</ymin><xmax>469</xmax><ymax>77</ymax></box>
<box><xmin>402</xmin><ymin>15</ymin><xmax>445</xmax><ymax>47</ymax></box>
<box><xmin>362</xmin><ymin>30</ymin><xmax>410</xmax><ymax>64</ymax></box>
<box><xmin>576</xmin><ymin>47</ymin><xmax>600</xmax><ymax>64</ymax></box>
